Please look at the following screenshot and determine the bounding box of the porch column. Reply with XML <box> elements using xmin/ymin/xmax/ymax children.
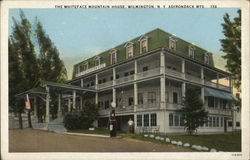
<box><xmin>216</xmin><ymin>73</ymin><xmax>219</xmax><ymax>88</ymax></box>
<box><xmin>95</xmin><ymin>74</ymin><xmax>98</xmax><ymax>89</ymax></box>
<box><xmin>229</xmin><ymin>76</ymin><xmax>232</xmax><ymax>92</ymax></box>
<box><xmin>182</xmin><ymin>82</ymin><xmax>186</xmax><ymax>99</ymax></box>
<box><xmin>34</xmin><ymin>97</ymin><xmax>37</xmax><ymax>117</ymax></box>
<box><xmin>201</xmin><ymin>87</ymin><xmax>205</xmax><ymax>105</ymax></box>
<box><xmin>160</xmin><ymin>77</ymin><xmax>166</xmax><ymax>109</ymax></box>
<box><xmin>182</xmin><ymin>59</ymin><xmax>185</xmax><ymax>79</ymax></box>
<box><xmin>72</xmin><ymin>90</ymin><xmax>76</xmax><ymax>110</ymax></box>
<box><xmin>68</xmin><ymin>98</ymin><xmax>71</xmax><ymax>112</ymax></box>
<box><xmin>134</xmin><ymin>60</ymin><xmax>137</xmax><ymax>80</ymax></box>
<box><xmin>95</xmin><ymin>92</ymin><xmax>98</xmax><ymax>105</ymax></box>
<box><xmin>201</xmin><ymin>67</ymin><xmax>204</xmax><ymax>84</ymax></box>
<box><xmin>160</xmin><ymin>51</ymin><xmax>165</xmax><ymax>74</ymax></box>
<box><xmin>112</xmin><ymin>88</ymin><xmax>116</xmax><ymax>104</ymax></box>
<box><xmin>81</xmin><ymin>79</ymin><xmax>84</xmax><ymax>87</ymax></box>
<box><xmin>134</xmin><ymin>82</ymin><xmax>138</xmax><ymax>112</ymax></box>
<box><xmin>113</xmin><ymin>68</ymin><xmax>116</xmax><ymax>86</ymax></box>
<box><xmin>80</xmin><ymin>95</ymin><xmax>83</xmax><ymax>110</ymax></box>
<box><xmin>57</xmin><ymin>93</ymin><xmax>62</xmax><ymax>118</ymax></box>
<box><xmin>45</xmin><ymin>86</ymin><xmax>50</xmax><ymax>123</ymax></box>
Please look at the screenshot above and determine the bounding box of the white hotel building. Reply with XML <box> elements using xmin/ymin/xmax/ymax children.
<box><xmin>60</xmin><ymin>28</ymin><xmax>236</xmax><ymax>134</ymax></box>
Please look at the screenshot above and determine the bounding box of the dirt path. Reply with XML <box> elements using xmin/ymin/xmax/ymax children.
<box><xmin>9</xmin><ymin>129</ymin><xmax>192</xmax><ymax>152</ymax></box>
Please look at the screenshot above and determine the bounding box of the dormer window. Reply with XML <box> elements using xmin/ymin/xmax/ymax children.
<box><xmin>124</xmin><ymin>42</ymin><xmax>134</xmax><ymax>59</ymax></box>
<box><xmin>94</xmin><ymin>56</ymin><xmax>101</xmax><ymax>66</ymax></box>
<box><xmin>110</xmin><ymin>49</ymin><xmax>117</xmax><ymax>65</ymax></box>
<box><xmin>169</xmin><ymin>36</ymin><xmax>177</xmax><ymax>50</ymax></box>
<box><xmin>138</xmin><ymin>35</ymin><xmax>148</xmax><ymax>54</ymax></box>
<box><xmin>188</xmin><ymin>46</ymin><xmax>195</xmax><ymax>58</ymax></box>
<box><xmin>83</xmin><ymin>62</ymin><xmax>89</xmax><ymax>70</ymax></box>
<box><xmin>204</xmin><ymin>53</ymin><xmax>210</xmax><ymax>64</ymax></box>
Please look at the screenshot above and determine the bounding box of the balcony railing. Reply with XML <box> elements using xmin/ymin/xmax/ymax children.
<box><xmin>218</xmin><ymin>84</ymin><xmax>231</xmax><ymax>92</ymax></box>
<box><xmin>206</xmin><ymin>108</ymin><xmax>232</xmax><ymax>116</ymax></box>
<box><xmin>165</xmin><ymin>68</ymin><xmax>184</xmax><ymax>78</ymax></box>
<box><xmin>185</xmin><ymin>74</ymin><xmax>203</xmax><ymax>84</ymax></box>
<box><xmin>137</xmin><ymin>102</ymin><xmax>160</xmax><ymax>110</ymax></box>
<box><xmin>98</xmin><ymin>81</ymin><xmax>113</xmax><ymax>89</ymax></box>
<box><xmin>116</xmin><ymin>105</ymin><xmax>134</xmax><ymax>112</ymax></box>
<box><xmin>115</xmin><ymin>74</ymin><xmax>134</xmax><ymax>85</ymax></box>
<box><xmin>137</xmin><ymin>67</ymin><xmax>161</xmax><ymax>80</ymax></box>
<box><xmin>205</xmin><ymin>81</ymin><xmax>217</xmax><ymax>88</ymax></box>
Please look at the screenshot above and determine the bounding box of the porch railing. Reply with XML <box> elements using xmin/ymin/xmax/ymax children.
<box><xmin>137</xmin><ymin>67</ymin><xmax>160</xmax><ymax>80</ymax></box>
<box><xmin>115</xmin><ymin>74</ymin><xmax>134</xmax><ymax>85</ymax></box>
<box><xmin>137</xmin><ymin>102</ymin><xmax>160</xmax><ymax>110</ymax></box>
<box><xmin>165</xmin><ymin>68</ymin><xmax>184</xmax><ymax>78</ymax></box>
<box><xmin>98</xmin><ymin>81</ymin><xmax>113</xmax><ymax>89</ymax></box>
<box><xmin>206</xmin><ymin>108</ymin><xmax>232</xmax><ymax>116</ymax></box>
<box><xmin>185</xmin><ymin>74</ymin><xmax>203</xmax><ymax>84</ymax></box>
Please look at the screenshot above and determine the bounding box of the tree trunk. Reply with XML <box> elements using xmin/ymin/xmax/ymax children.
<box><xmin>18</xmin><ymin>111</ymin><xmax>23</xmax><ymax>129</ymax></box>
<box><xmin>28</xmin><ymin>109</ymin><xmax>32</xmax><ymax>128</ymax></box>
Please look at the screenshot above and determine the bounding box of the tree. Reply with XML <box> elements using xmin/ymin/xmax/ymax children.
<box><xmin>220</xmin><ymin>9</ymin><xmax>241</xmax><ymax>91</ymax></box>
<box><xmin>35</xmin><ymin>18</ymin><xmax>67</xmax><ymax>119</ymax></box>
<box><xmin>9</xmin><ymin>10</ymin><xmax>39</xmax><ymax>128</ymax></box>
<box><xmin>179</xmin><ymin>86</ymin><xmax>208</xmax><ymax>135</ymax></box>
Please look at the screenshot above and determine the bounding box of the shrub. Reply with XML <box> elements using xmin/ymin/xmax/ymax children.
<box><xmin>63</xmin><ymin>101</ymin><xmax>99</xmax><ymax>130</ymax></box>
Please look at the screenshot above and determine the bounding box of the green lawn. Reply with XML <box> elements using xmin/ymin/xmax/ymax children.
<box><xmin>68</xmin><ymin>128</ymin><xmax>241</xmax><ymax>152</ymax></box>
<box><xmin>163</xmin><ymin>132</ymin><xmax>241</xmax><ymax>152</ymax></box>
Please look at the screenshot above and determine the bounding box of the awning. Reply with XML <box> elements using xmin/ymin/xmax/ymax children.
<box><xmin>204</xmin><ymin>87</ymin><xmax>234</xmax><ymax>100</ymax></box>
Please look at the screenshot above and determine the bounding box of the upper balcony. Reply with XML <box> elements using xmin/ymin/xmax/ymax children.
<box><xmin>72</xmin><ymin>51</ymin><xmax>231</xmax><ymax>93</ymax></box>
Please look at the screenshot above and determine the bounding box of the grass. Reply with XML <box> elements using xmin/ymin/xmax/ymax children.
<box><xmin>68</xmin><ymin>128</ymin><xmax>241</xmax><ymax>152</ymax></box>
<box><xmin>162</xmin><ymin>132</ymin><xmax>241</xmax><ymax>152</ymax></box>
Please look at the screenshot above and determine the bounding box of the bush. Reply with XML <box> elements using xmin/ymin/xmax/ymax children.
<box><xmin>63</xmin><ymin>101</ymin><xmax>99</xmax><ymax>130</ymax></box>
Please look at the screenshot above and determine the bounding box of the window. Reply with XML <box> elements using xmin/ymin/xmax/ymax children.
<box><xmin>130</xmin><ymin>70</ymin><xmax>135</xmax><ymax>75</ymax></box>
<box><xmin>173</xmin><ymin>92</ymin><xmax>178</xmax><ymax>104</ymax></box>
<box><xmin>150</xmin><ymin>113</ymin><xmax>157</xmax><ymax>126</ymax></box>
<box><xmin>124</xmin><ymin>72</ymin><xmax>129</xmax><ymax>77</ymax></box>
<box><xmin>102</xmin><ymin>78</ymin><xmax>106</xmax><ymax>83</ymax></box>
<box><xmin>174</xmin><ymin>114</ymin><xmax>179</xmax><ymax>126</ymax></box>
<box><xmin>216</xmin><ymin>117</ymin><xmax>219</xmax><ymax>127</ymax></box>
<box><xmin>143</xmin><ymin>114</ymin><xmax>149</xmax><ymax>126</ymax></box>
<box><xmin>212</xmin><ymin>117</ymin><xmax>216</xmax><ymax>127</ymax></box>
<box><xmin>205</xmin><ymin>117</ymin><xmax>209</xmax><ymax>127</ymax></box>
<box><xmin>188</xmin><ymin>46</ymin><xmax>195</xmax><ymax>58</ymax></box>
<box><xmin>138</xmin><ymin>93</ymin><xmax>143</xmax><ymax>104</ymax></box>
<box><xmin>110</xmin><ymin>50</ymin><xmax>117</xmax><ymax>64</ymax></box>
<box><xmin>166</xmin><ymin>91</ymin><xmax>169</xmax><ymax>103</ymax></box>
<box><xmin>148</xmin><ymin>92</ymin><xmax>156</xmax><ymax>103</ymax></box>
<box><xmin>214</xmin><ymin>98</ymin><xmax>218</xmax><ymax>108</ymax></box>
<box><xmin>86</xmin><ymin>84</ymin><xmax>90</xmax><ymax>87</ymax></box>
<box><xmin>209</xmin><ymin>117</ymin><xmax>212</xmax><ymax>127</ymax></box>
<box><xmin>223</xmin><ymin>100</ymin><xmax>227</xmax><ymax>109</ymax></box>
<box><xmin>116</xmin><ymin>74</ymin><xmax>120</xmax><ymax>79</ymax></box>
<box><xmin>204</xmin><ymin>54</ymin><xmax>209</xmax><ymax>64</ymax></box>
<box><xmin>82</xmin><ymin>62</ymin><xmax>89</xmax><ymax>71</ymax></box>
<box><xmin>169</xmin><ymin>113</ymin><xmax>173</xmax><ymax>126</ymax></box>
<box><xmin>208</xmin><ymin>97</ymin><xmax>214</xmax><ymax>108</ymax></box>
<box><xmin>236</xmin><ymin>122</ymin><xmax>240</xmax><ymax>127</ymax></box>
<box><xmin>110</xmin><ymin>76</ymin><xmax>113</xmax><ymax>81</ymax></box>
<box><xmin>143</xmin><ymin>66</ymin><xmax>148</xmax><ymax>72</ymax></box>
<box><xmin>94</xmin><ymin>56</ymin><xmax>100</xmax><ymax>66</ymax></box>
<box><xmin>140</xmin><ymin>39</ymin><xmax>148</xmax><ymax>53</ymax></box>
<box><xmin>90</xmin><ymin>81</ymin><xmax>94</xmax><ymax>86</ymax></box>
<box><xmin>126</xmin><ymin>45</ymin><xmax>133</xmax><ymax>58</ymax></box>
<box><xmin>128</xmin><ymin>97</ymin><xmax>134</xmax><ymax>106</ymax></box>
<box><xmin>220</xmin><ymin>117</ymin><xmax>224</xmax><ymax>127</ymax></box>
<box><xmin>104</xmin><ymin>100</ymin><xmax>109</xmax><ymax>109</ymax></box>
<box><xmin>98</xmin><ymin>80</ymin><xmax>102</xmax><ymax>84</ymax></box>
<box><xmin>169</xmin><ymin>37</ymin><xmax>176</xmax><ymax>50</ymax></box>
<box><xmin>137</xmin><ymin>115</ymin><xmax>142</xmax><ymax>126</ymax></box>
<box><xmin>228</xmin><ymin>121</ymin><xmax>232</xmax><ymax>127</ymax></box>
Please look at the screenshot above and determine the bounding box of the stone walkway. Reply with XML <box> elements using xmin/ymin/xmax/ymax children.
<box><xmin>9</xmin><ymin>129</ymin><xmax>193</xmax><ymax>152</ymax></box>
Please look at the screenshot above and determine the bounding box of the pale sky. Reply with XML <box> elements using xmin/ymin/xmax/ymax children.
<box><xmin>9</xmin><ymin>8</ymin><xmax>239</xmax><ymax>78</ymax></box>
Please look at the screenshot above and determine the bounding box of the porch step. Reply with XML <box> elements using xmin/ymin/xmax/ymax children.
<box><xmin>47</xmin><ymin>117</ymin><xmax>67</xmax><ymax>133</ymax></box>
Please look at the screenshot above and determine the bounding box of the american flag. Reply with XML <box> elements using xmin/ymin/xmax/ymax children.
<box><xmin>25</xmin><ymin>94</ymin><xmax>31</xmax><ymax>110</ymax></box>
